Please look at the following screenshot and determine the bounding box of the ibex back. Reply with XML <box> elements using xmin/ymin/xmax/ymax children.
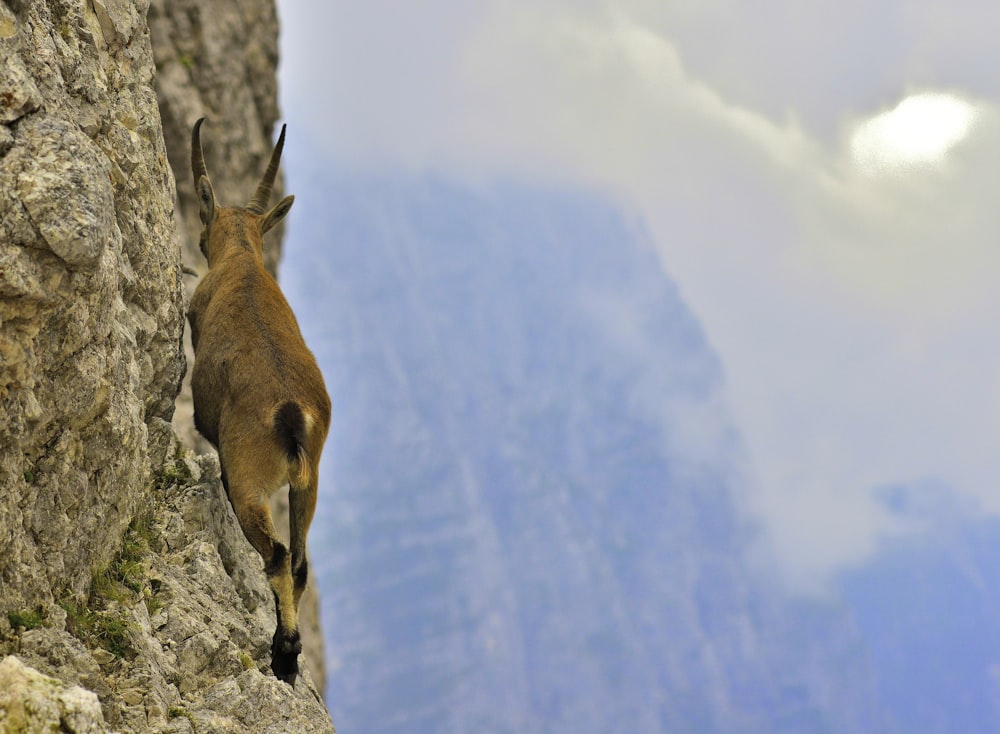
<box><xmin>187</xmin><ymin>118</ymin><xmax>331</xmax><ymax>686</ymax></box>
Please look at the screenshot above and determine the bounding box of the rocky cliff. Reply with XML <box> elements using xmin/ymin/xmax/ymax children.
<box><xmin>0</xmin><ymin>0</ymin><xmax>333</xmax><ymax>731</ymax></box>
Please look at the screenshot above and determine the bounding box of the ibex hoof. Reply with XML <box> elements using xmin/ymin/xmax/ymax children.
<box><xmin>271</xmin><ymin>630</ymin><xmax>302</xmax><ymax>685</ymax></box>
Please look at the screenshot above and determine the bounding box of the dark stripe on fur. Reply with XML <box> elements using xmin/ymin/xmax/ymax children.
<box><xmin>293</xmin><ymin>558</ymin><xmax>308</xmax><ymax>589</ymax></box>
<box><xmin>265</xmin><ymin>542</ymin><xmax>288</xmax><ymax>576</ymax></box>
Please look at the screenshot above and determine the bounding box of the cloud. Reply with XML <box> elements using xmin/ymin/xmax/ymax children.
<box><xmin>849</xmin><ymin>93</ymin><xmax>979</xmax><ymax>173</ymax></box>
<box><xmin>278</xmin><ymin>0</ymin><xmax>1000</xmax><ymax>591</ymax></box>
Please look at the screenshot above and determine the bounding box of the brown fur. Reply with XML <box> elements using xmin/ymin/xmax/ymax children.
<box><xmin>187</xmin><ymin>118</ymin><xmax>331</xmax><ymax>686</ymax></box>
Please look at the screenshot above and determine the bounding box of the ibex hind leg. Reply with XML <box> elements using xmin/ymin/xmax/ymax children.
<box><xmin>269</xmin><ymin>564</ymin><xmax>302</xmax><ymax>685</ymax></box>
<box><xmin>276</xmin><ymin>402</ymin><xmax>318</xmax><ymax>612</ymax></box>
<box><xmin>275</xmin><ymin>475</ymin><xmax>316</xmax><ymax>687</ymax></box>
<box><xmin>271</xmin><ymin>470</ymin><xmax>319</xmax><ymax>686</ymax></box>
<box><xmin>226</xmin><ymin>477</ymin><xmax>301</xmax><ymax>685</ymax></box>
<box><xmin>288</xmin><ymin>478</ymin><xmax>318</xmax><ymax>610</ymax></box>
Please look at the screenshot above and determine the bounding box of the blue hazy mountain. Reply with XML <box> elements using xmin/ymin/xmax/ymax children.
<box><xmin>278</xmin><ymin>156</ymin><xmax>890</xmax><ymax>732</ymax></box>
<box><xmin>839</xmin><ymin>485</ymin><xmax>1000</xmax><ymax>734</ymax></box>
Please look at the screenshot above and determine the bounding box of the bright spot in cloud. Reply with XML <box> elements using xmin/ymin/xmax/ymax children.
<box><xmin>850</xmin><ymin>92</ymin><xmax>978</xmax><ymax>173</ymax></box>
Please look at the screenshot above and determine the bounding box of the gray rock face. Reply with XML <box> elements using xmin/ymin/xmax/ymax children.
<box><xmin>0</xmin><ymin>656</ymin><xmax>105</xmax><ymax>734</ymax></box>
<box><xmin>8</xmin><ymin>448</ymin><xmax>333</xmax><ymax>733</ymax></box>
<box><xmin>0</xmin><ymin>0</ymin><xmax>184</xmax><ymax>617</ymax></box>
<box><xmin>16</xmin><ymin>117</ymin><xmax>114</xmax><ymax>269</ymax></box>
<box><xmin>0</xmin><ymin>0</ymin><xmax>333</xmax><ymax>730</ymax></box>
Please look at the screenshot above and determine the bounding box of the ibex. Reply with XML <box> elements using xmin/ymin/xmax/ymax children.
<box><xmin>188</xmin><ymin>118</ymin><xmax>331</xmax><ymax>685</ymax></box>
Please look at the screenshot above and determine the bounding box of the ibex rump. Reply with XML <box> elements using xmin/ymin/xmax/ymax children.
<box><xmin>187</xmin><ymin>118</ymin><xmax>330</xmax><ymax>685</ymax></box>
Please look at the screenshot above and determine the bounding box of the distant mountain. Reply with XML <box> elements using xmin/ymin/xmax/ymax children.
<box><xmin>279</xmin><ymin>155</ymin><xmax>890</xmax><ymax>733</ymax></box>
<box><xmin>839</xmin><ymin>484</ymin><xmax>1000</xmax><ymax>734</ymax></box>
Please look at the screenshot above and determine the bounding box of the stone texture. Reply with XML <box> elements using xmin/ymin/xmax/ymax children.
<box><xmin>16</xmin><ymin>116</ymin><xmax>114</xmax><ymax>269</ymax></box>
<box><xmin>9</xmin><ymin>448</ymin><xmax>333</xmax><ymax>733</ymax></box>
<box><xmin>0</xmin><ymin>0</ymin><xmax>333</xmax><ymax>729</ymax></box>
<box><xmin>0</xmin><ymin>0</ymin><xmax>184</xmax><ymax>616</ymax></box>
<box><xmin>0</xmin><ymin>656</ymin><xmax>105</xmax><ymax>734</ymax></box>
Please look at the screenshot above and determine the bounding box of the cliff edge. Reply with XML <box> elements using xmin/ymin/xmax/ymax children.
<box><xmin>0</xmin><ymin>0</ymin><xmax>333</xmax><ymax>730</ymax></box>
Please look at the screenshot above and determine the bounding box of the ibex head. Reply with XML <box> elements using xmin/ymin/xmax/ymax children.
<box><xmin>190</xmin><ymin>117</ymin><xmax>295</xmax><ymax>265</ymax></box>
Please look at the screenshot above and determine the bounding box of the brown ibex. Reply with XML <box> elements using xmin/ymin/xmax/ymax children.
<box><xmin>188</xmin><ymin>118</ymin><xmax>331</xmax><ymax>685</ymax></box>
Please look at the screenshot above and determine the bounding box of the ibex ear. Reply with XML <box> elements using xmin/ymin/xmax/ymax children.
<box><xmin>196</xmin><ymin>175</ymin><xmax>216</xmax><ymax>226</ymax></box>
<box><xmin>261</xmin><ymin>195</ymin><xmax>294</xmax><ymax>234</ymax></box>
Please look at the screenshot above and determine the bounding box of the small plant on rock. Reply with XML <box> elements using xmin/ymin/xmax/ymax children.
<box><xmin>6</xmin><ymin>608</ymin><xmax>45</xmax><ymax>631</ymax></box>
<box><xmin>60</xmin><ymin>512</ymin><xmax>162</xmax><ymax>660</ymax></box>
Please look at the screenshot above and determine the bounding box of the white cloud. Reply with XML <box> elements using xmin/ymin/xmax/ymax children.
<box><xmin>278</xmin><ymin>0</ymin><xmax>1000</xmax><ymax>591</ymax></box>
<box><xmin>850</xmin><ymin>92</ymin><xmax>979</xmax><ymax>174</ymax></box>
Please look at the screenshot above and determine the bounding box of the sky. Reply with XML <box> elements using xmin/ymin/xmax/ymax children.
<box><xmin>277</xmin><ymin>0</ymin><xmax>1000</xmax><ymax>593</ymax></box>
